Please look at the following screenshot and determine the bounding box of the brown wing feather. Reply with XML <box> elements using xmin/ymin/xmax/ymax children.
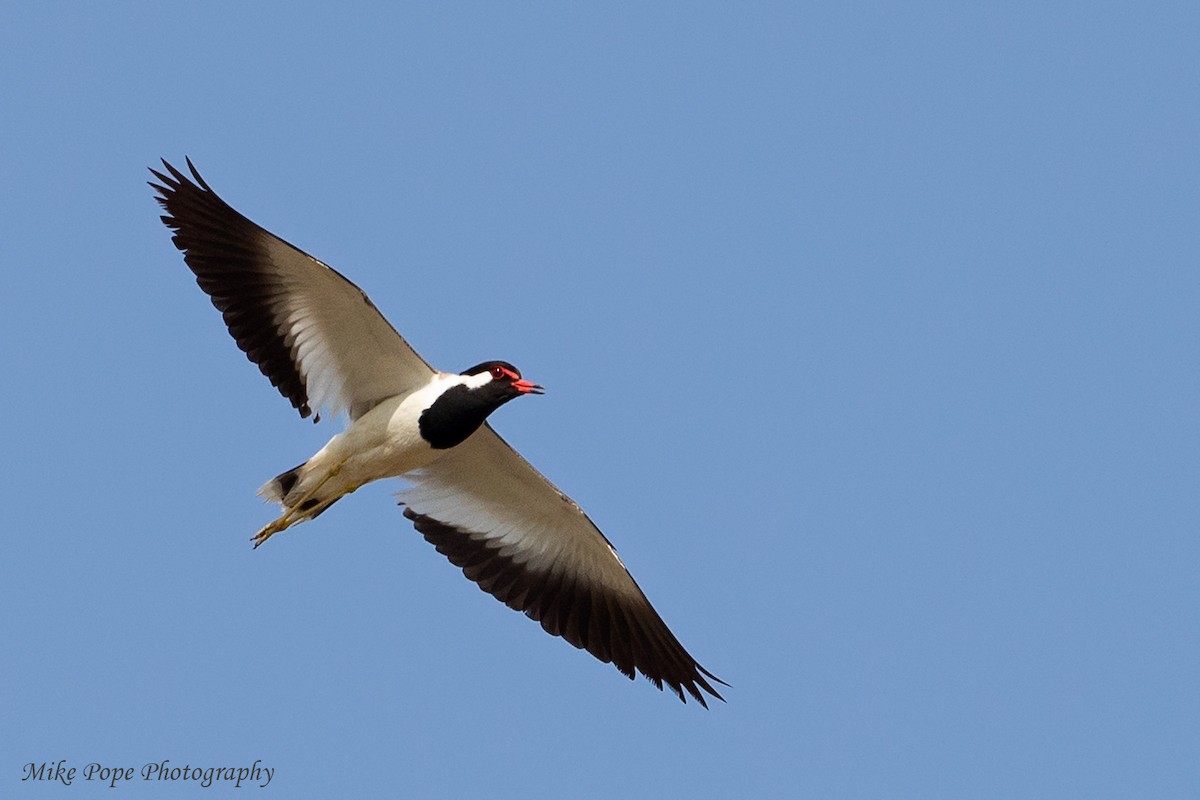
<box><xmin>404</xmin><ymin>506</ymin><xmax>726</xmax><ymax>707</ymax></box>
<box><xmin>152</xmin><ymin>158</ymin><xmax>314</xmax><ymax>417</ymax></box>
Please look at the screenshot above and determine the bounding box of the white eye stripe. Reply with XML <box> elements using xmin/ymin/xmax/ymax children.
<box><xmin>460</xmin><ymin>371</ymin><xmax>495</xmax><ymax>389</ymax></box>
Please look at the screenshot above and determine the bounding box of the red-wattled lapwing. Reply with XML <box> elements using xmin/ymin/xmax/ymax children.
<box><xmin>150</xmin><ymin>159</ymin><xmax>725</xmax><ymax>706</ymax></box>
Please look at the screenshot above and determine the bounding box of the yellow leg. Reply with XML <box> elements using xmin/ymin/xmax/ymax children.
<box><xmin>251</xmin><ymin>462</ymin><xmax>345</xmax><ymax>549</ymax></box>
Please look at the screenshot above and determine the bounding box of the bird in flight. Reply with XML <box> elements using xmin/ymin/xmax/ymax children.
<box><xmin>150</xmin><ymin>159</ymin><xmax>725</xmax><ymax>706</ymax></box>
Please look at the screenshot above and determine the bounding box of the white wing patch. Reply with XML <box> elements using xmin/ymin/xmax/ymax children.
<box><xmin>399</xmin><ymin>427</ymin><xmax>634</xmax><ymax>593</ymax></box>
<box><xmin>259</xmin><ymin>236</ymin><xmax>431</xmax><ymax>421</ymax></box>
<box><xmin>397</xmin><ymin>425</ymin><xmax>726</xmax><ymax>706</ymax></box>
<box><xmin>152</xmin><ymin>159</ymin><xmax>436</xmax><ymax>423</ymax></box>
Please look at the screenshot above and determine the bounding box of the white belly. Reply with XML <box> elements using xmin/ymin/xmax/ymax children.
<box><xmin>293</xmin><ymin>378</ymin><xmax>461</xmax><ymax>503</ymax></box>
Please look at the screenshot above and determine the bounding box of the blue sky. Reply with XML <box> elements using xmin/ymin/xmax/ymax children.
<box><xmin>2</xmin><ymin>2</ymin><xmax>1197</xmax><ymax>797</ymax></box>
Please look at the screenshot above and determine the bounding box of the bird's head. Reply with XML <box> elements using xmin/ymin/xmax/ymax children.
<box><xmin>462</xmin><ymin>360</ymin><xmax>545</xmax><ymax>401</ymax></box>
<box><xmin>418</xmin><ymin>360</ymin><xmax>544</xmax><ymax>450</ymax></box>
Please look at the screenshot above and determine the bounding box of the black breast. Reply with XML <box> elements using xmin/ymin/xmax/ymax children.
<box><xmin>419</xmin><ymin>383</ymin><xmax>512</xmax><ymax>449</ymax></box>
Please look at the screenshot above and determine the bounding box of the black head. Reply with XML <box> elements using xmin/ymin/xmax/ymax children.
<box><xmin>462</xmin><ymin>360</ymin><xmax>545</xmax><ymax>397</ymax></box>
<box><xmin>418</xmin><ymin>361</ymin><xmax>545</xmax><ymax>450</ymax></box>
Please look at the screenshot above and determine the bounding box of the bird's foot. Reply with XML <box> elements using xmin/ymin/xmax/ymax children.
<box><xmin>251</xmin><ymin>462</ymin><xmax>347</xmax><ymax>549</ymax></box>
<box><xmin>251</xmin><ymin>516</ymin><xmax>294</xmax><ymax>549</ymax></box>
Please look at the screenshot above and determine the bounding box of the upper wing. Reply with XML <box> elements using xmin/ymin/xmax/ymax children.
<box><xmin>151</xmin><ymin>158</ymin><xmax>436</xmax><ymax>422</ymax></box>
<box><xmin>397</xmin><ymin>425</ymin><xmax>726</xmax><ymax>706</ymax></box>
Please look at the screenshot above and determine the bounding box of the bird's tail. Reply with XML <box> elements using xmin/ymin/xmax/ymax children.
<box><xmin>258</xmin><ymin>462</ymin><xmax>305</xmax><ymax>505</ymax></box>
<box><xmin>258</xmin><ymin>461</ymin><xmax>343</xmax><ymax>520</ymax></box>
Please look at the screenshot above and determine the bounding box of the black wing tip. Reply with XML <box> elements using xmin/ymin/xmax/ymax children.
<box><xmin>403</xmin><ymin>506</ymin><xmax>727</xmax><ymax>708</ymax></box>
<box><xmin>151</xmin><ymin>157</ymin><xmax>316</xmax><ymax>424</ymax></box>
<box><xmin>650</xmin><ymin>662</ymin><xmax>727</xmax><ymax>709</ymax></box>
<box><xmin>149</xmin><ymin>156</ymin><xmax>210</xmax><ymax>197</ymax></box>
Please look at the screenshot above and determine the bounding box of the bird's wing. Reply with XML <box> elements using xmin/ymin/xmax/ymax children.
<box><xmin>151</xmin><ymin>158</ymin><xmax>436</xmax><ymax>422</ymax></box>
<box><xmin>397</xmin><ymin>425</ymin><xmax>726</xmax><ymax>706</ymax></box>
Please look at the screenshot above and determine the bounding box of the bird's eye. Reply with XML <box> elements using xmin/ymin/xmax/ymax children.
<box><xmin>490</xmin><ymin>365</ymin><xmax>506</xmax><ymax>380</ymax></box>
